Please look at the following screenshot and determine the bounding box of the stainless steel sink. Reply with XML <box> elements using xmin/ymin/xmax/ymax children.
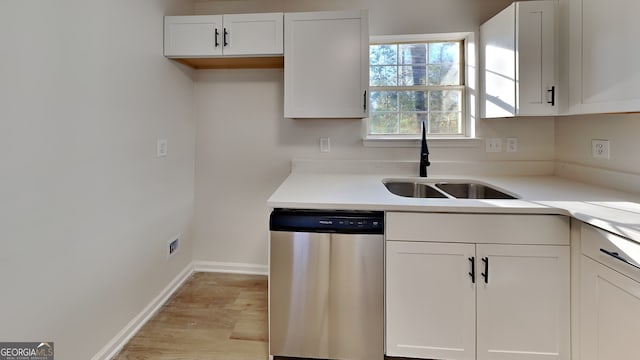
<box><xmin>383</xmin><ymin>181</ymin><xmax>448</xmax><ymax>198</ymax></box>
<box><xmin>383</xmin><ymin>180</ymin><xmax>518</xmax><ymax>199</ymax></box>
<box><xmin>435</xmin><ymin>182</ymin><xmax>518</xmax><ymax>199</ymax></box>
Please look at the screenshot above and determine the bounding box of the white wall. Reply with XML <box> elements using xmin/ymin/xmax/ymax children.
<box><xmin>195</xmin><ymin>0</ymin><xmax>515</xmax><ymax>35</ymax></box>
<box><xmin>0</xmin><ymin>1</ymin><xmax>196</xmax><ymax>359</ymax></box>
<box><xmin>556</xmin><ymin>113</ymin><xmax>640</xmax><ymax>175</ymax></box>
<box><xmin>553</xmin><ymin>0</ymin><xmax>640</xmax><ymax>188</ymax></box>
<box><xmin>192</xmin><ymin>0</ymin><xmax>557</xmax><ymax>267</ymax></box>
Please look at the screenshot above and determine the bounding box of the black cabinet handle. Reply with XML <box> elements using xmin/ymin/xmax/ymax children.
<box><xmin>469</xmin><ymin>257</ymin><xmax>476</xmax><ymax>284</ymax></box>
<box><xmin>363</xmin><ymin>90</ymin><xmax>367</xmax><ymax>111</ymax></box>
<box><xmin>481</xmin><ymin>257</ymin><xmax>489</xmax><ymax>284</ymax></box>
<box><xmin>547</xmin><ymin>86</ymin><xmax>556</xmax><ymax>106</ymax></box>
<box><xmin>214</xmin><ymin>28</ymin><xmax>220</xmax><ymax>47</ymax></box>
<box><xmin>223</xmin><ymin>28</ymin><xmax>229</xmax><ymax>47</ymax></box>
<box><xmin>600</xmin><ymin>248</ymin><xmax>640</xmax><ymax>271</ymax></box>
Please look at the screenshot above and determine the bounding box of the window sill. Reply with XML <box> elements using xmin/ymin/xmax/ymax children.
<box><xmin>363</xmin><ymin>136</ymin><xmax>483</xmax><ymax>148</ymax></box>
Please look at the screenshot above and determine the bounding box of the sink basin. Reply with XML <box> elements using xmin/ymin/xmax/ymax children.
<box><xmin>383</xmin><ymin>181</ymin><xmax>448</xmax><ymax>198</ymax></box>
<box><xmin>383</xmin><ymin>180</ymin><xmax>519</xmax><ymax>199</ymax></box>
<box><xmin>435</xmin><ymin>182</ymin><xmax>518</xmax><ymax>199</ymax></box>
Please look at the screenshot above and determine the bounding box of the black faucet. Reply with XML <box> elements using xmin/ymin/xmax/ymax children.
<box><xmin>419</xmin><ymin>122</ymin><xmax>430</xmax><ymax>177</ymax></box>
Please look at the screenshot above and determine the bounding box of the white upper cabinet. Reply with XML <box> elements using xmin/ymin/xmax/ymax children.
<box><xmin>481</xmin><ymin>1</ymin><xmax>557</xmax><ymax>118</ymax></box>
<box><xmin>164</xmin><ymin>13</ymin><xmax>283</xmax><ymax>58</ymax></box>
<box><xmin>568</xmin><ymin>0</ymin><xmax>640</xmax><ymax>114</ymax></box>
<box><xmin>221</xmin><ymin>13</ymin><xmax>284</xmax><ymax>56</ymax></box>
<box><xmin>164</xmin><ymin>15</ymin><xmax>223</xmax><ymax>57</ymax></box>
<box><xmin>284</xmin><ymin>10</ymin><xmax>369</xmax><ymax>118</ymax></box>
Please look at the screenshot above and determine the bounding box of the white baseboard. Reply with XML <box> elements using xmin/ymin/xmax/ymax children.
<box><xmin>91</xmin><ymin>260</ymin><xmax>268</xmax><ymax>360</ymax></box>
<box><xmin>91</xmin><ymin>263</ymin><xmax>194</xmax><ymax>360</ymax></box>
<box><xmin>192</xmin><ymin>260</ymin><xmax>268</xmax><ymax>276</ymax></box>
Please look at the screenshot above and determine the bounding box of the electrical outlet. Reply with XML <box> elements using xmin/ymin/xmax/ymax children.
<box><xmin>506</xmin><ymin>138</ymin><xmax>518</xmax><ymax>153</ymax></box>
<box><xmin>485</xmin><ymin>138</ymin><xmax>503</xmax><ymax>152</ymax></box>
<box><xmin>168</xmin><ymin>235</ymin><xmax>180</xmax><ymax>258</ymax></box>
<box><xmin>592</xmin><ymin>139</ymin><xmax>610</xmax><ymax>159</ymax></box>
<box><xmin>320</xmin><ymin>137</ymin><xmax>330</xmax><ymax>153</ymax></box>
<box><xmin>157</xmin><ymin>138</ymin><xmax>168</xmax><ymax>157</ymax></box>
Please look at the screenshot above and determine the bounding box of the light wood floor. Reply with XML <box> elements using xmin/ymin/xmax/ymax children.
<box><xmin>113</xmin><ymin>272</ymin><xmax>269</xmax><ymax>360</ymax></box>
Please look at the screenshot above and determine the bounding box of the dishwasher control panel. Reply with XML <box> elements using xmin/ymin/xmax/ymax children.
<box><xmin>270</xmin><ymin>209</ymin><xmax>384</xmax><ymax>234</ymax></box>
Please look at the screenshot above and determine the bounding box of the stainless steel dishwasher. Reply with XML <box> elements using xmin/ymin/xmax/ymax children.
<box><xmin>269</xmin><ymin>209</ymin><xmax>384</xmax><ymax>360</ymax></box>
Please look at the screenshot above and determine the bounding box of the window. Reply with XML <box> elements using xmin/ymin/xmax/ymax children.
<box><xmin>368</xmin><ymin>35</ymin><xmax>467</xmax><ymax>138</ymax></box>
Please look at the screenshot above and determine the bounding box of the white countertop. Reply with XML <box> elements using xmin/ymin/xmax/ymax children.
<box><xmin>268</xmin><ymin>171</ymin><xmax>640</xmax><ymax>243</ymax></box>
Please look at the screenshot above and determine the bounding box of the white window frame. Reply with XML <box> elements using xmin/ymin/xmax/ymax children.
<box><xmin>364</xmin><ymin>32</ymin><xmax>478</xmax><ymax>148</ymax></box>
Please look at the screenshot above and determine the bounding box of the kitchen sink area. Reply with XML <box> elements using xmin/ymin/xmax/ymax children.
<box><xmin>383</xmin><ymin>181</ymin><xmax>448</xmax><ymax>199</ymax></box>
<box><xmin>383</xmin><ymin>179</ymin><xmax>519</xmax><ymax>199</ymax></box>
<box><xmin>268</xmin><ymin>159</ymin><xmax>640</xmax><ymax>360</ymax></box>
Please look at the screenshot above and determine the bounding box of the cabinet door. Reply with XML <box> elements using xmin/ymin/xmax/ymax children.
<box><xmin>580</xmin><ymin>255</ymin><xmax>640</xmax><ymax>360</ymax></box>
<box><xmin>476</xmin><ymin>244</ymin><xmax>570</xmax><ymax>360</ymax></box>
<box><xmin>481</xmin><ymin>1</ymin><xmax>556</xmax><ymax>118</ymax></box>
<box><xmin>569</xmin><ymin>0</ymin><xmax>640</xmax><ymax>113</ymax></box>
<box><xmin>284</xmin><ymin>10</ymin><xmax>369</xmax><ymax>118</ymax></box>
<box><xmin>164</xmin><ymin>15</ymin><xmax>223</xmax><ymax>57</ymax></box>
<box><xmin>516</xmin><ymin>1</ymin><xmax>556</xmax><ymax>116</ymax></box>
<box><xmin>386</xmin><ymin>241</ymin><xmax>476</xmax><ymax>360</ymax></box>
<box><xmin>481</xmin><ymin>2</ymin><xmax>516</xmax><ymax>118</ymax></box>
<box><xmin>223</xmin><ymin>13</ymin><xmax>283</xmax><ymax>56</ymax></box>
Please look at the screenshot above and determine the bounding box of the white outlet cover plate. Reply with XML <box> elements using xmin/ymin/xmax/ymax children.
<box><xmin>592</xmin><ymin>139</ymin><xmax>610</xmax><ymax>159</ymax></box>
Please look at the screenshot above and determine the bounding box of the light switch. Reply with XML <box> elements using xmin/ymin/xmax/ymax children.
<box><xmin>485</xmin><ymin>138</ymin><xmax>502</xmax><ymax>152</ymax></box>
<box><xmin>320</xmin><ymin>137</ymin><xmax>330</xmax><ymax>153</ymax></box>
<box><xmin>506</xmin><ymin>138</ymin><xmax>518</xmax><ymax>152</ymax></box>
<box><xmin>157</xmin><ymin>138</ymin><xmax>168</xmax><ymax>157</ymax></box>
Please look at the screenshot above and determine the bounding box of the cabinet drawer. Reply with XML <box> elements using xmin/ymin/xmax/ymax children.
<box><xmin>386</xmin><ymin>212</ymin><xmax>569</xmax><ymax>245</ymax></box>
<box><xmin>581</xmin><ymin>224</ymin><xmax>640</xmax><ymax>282</ymax></box>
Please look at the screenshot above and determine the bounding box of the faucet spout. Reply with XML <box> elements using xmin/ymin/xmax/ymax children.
<box><xmin>419</xmin><ymin>122</ymin><xmax>430</xmax><ymax>177</ymax></box>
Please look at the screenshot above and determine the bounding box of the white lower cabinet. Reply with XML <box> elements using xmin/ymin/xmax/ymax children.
<box><xmin>385</xmin><ymin>213</ymin><xmax>570</xmax><ymax>360</ymax></box>
<box><xmin>476</xmin><ymin>244</ymin><xmax>570</xmax><ymax>360</ymax></box>
<box><xmin>579</xmin><ymin>224</ymin><xmax>640</xmax><ymax>360</ymax></box>
<box><xmin>580</xmin><ymin>257</ymin><xmax>640</xmax><ymax>360</ymax></box>
<box><xmin>386</xmin><ymin>241</ymin><xmax>476</xmax><ymax>360</ymax></box>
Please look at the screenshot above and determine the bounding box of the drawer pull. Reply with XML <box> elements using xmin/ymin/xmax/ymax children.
<box><xmin>469</xmin><ymin>257</ymin><xmax>475</xmax><ymax>284</ymax></box>
<box><xmin>481</xmin><ymin>257</ymin><xmax>489</xmax><ymax>284</ymax></box>
<box><xmin>600</xmin><ymin>248</ymin><xmax>640</xmax><ymax>271</ymax></box>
